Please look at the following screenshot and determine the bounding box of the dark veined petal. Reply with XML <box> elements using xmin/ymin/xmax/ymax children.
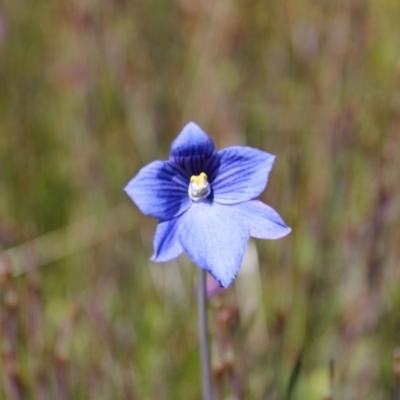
<box><xmin>151</xmin><ymin>217</ymin><xmax>184</xmax><ymax>262</ymax></box>
<box><xmin>178</xmin><ymin>201</ymin><xmax>249</xmax><ymax>288</ymax></box>
<box><xmin>230</xmin><ymin>200</ymin><xmax>291</xmax><ymax>239</ymax></box>
<box><xmin>124</xmin><ymin>160</ymin><xmax>191</xmax><ymax>220</ymax></box>
<box><xmin>170</xmin><ymin>122</ymin><xmax>216</xmax><ymax>159</ymax></box>
<box><xmin>208</xmin><ymin>146</ymin><xmax>276</xmax><ymax>204</ymax></box>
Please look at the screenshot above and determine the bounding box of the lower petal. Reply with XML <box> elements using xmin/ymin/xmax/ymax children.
<box><xmin>178</xmin><ymin>201</ymin><xmax>249</xmax><ymax>288</ymax></box>
<box><xmin>151</xmin><ymin>217</ymin><xmax>184</xmax><ymax>262</ymax></box>
<box><xmin>231</xmin><ymin>200</ymin><xmax>291</xmax><ymax>239</ymax></box>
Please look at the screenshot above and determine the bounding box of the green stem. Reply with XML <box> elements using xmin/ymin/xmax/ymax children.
<box><xmin>198</xmin><ymin>268</ymin><xmax>213</xmax><ymax>400</ymax></box>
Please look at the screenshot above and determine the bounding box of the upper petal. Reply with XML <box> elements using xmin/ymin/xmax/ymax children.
<box><xmin>207</xmin><ymin>146</ymin><xmax>276</xmax><ymax>204</ymax></box>
<box><xmin>230</xmin><ymin>200</ymin><xmax>291</xmax><ymax>239</ymax></box>
<box><xmin>170</xmin><ymin>122</ymin><xmax>216</xmax><ymax>159</ymax></box>
<box><xmin>178</xmin><ymin>201</ymin><xmax>250</xmax><ymax>288</ymax></box>
<box><xmin>151</xmin><ymin>217</ymin><xmax>184</xmax><ymax>262</ymax></box>
<box><xmin>124</xmin><ymin>160</ymin><xmax>191</xmax><ymax>220</ymax></box>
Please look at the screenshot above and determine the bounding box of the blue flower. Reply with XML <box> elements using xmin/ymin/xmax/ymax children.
<box><xmin>125</xmin><ymin>122</ymin><xmax>291</xmax><ymax>288</ymax></box>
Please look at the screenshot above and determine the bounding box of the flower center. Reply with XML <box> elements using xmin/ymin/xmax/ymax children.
<box><xmin>188</xmin><ymin>172</ymin><xmax>210</xmax><ymax>201</ymax></box>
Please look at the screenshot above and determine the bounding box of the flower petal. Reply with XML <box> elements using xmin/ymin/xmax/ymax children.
<box><xmin>178</xmin><ymin>201</ymin><xmax>249</xmax><ymax>288</ymax></box>
<box><xmin>124</xmin><ymin>161</ymin><xmax>191</xmax><ymax>220</ymax></box>
<box><xmin>151</xmin><ymin>217</ymin><xmax>183</xmax><ymax>262</ymax></box>
<box><xmin>208</xmin><ymin>147</ymin><xmax>276</xmax><ymax>204</ymax></box>
<box><xmin>230</xmin><ymin>200</ymin><xmax>291</xmax><ymax>239</ymax></box>
<box><xmin>170</xmin><ymin>122</ymin><xmax>216</xmax><ymax>159</ymax></box>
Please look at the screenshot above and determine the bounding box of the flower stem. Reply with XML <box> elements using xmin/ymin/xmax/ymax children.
<box><xmin>198</xmin><ymin>268</ymin><xmax>213</xmax><ymax>400</ymax></box>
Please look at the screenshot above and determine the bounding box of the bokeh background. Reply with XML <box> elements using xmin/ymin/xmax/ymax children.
<box><xmin>1</xmin><ymin>0</ymin><xmax>400</xmax><ymax>399</ymax></box>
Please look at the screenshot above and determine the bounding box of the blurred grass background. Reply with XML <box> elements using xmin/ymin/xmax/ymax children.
<box><xmin>1</xmin><ymin>0</ymin><xmax>400</xmax><ymax>399</ymax></box>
